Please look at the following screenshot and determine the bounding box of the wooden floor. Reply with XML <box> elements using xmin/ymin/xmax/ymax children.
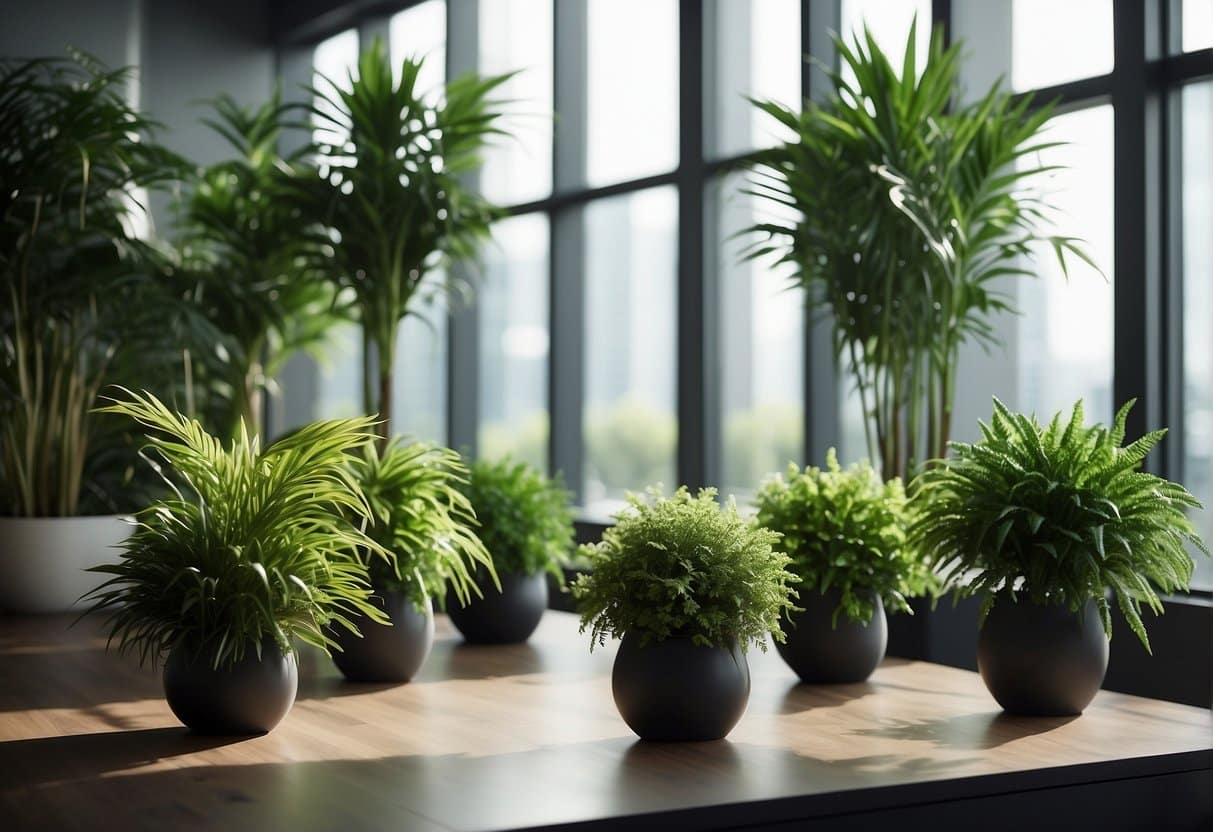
<box><xmin>1</xmin><ymin>611</ymin><xmax>1210</xmax><ymax>831</ymax></box>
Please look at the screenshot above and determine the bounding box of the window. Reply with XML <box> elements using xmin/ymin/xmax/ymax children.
<box><xmin>841</xmin><ymin>0</ymin><xmax>931</xmax><ymax>74</ymax></box>
<box><xmin>1011</xmin><ymin>0</ymin><xmax>1113</xmax><ymax>91</ymax></box>
<box><xmin>389</xmin><ymin>0</ymin><xmax>446</xmax><ymax>96</ymax></box>
<box><xmin>1183</xmin><ymin>0</ymin><xmax>1213</xmax><ymax>52</ymax></box>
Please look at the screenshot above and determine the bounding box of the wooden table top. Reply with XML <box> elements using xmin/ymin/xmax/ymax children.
<box><xmin>1</xmin><ymin>611</ymin><xmax>1210</xmax><ymax>831</ymax></box>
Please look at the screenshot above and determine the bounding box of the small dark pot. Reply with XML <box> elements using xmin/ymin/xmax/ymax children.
<box><xmin>331</xmin><ymin>592</ymin><xmax>434</xmax><ymax>683</ymax></box>
<box><xmin>163</xmin><ymin>639</ymin><xmax>298</xmax><ymax>735</ymax></box>
<box><xmin>446</xmin><ymin>569</ymin><xmax>548</xmax><ymax>644</ymax></box>
<box><xmin>612</xmin><ymin>631</ymin><xmax>750</xmax><ymax>742</ymax></box>
<box><xmin>977</xmin><ymin>596</ymin><xmax>1109</xmax><ymax>716</ymax></box>
<box><xmin>775</xmin><ymin>587</ymin><xmax>888</xmax><ymax>684</ymax></box>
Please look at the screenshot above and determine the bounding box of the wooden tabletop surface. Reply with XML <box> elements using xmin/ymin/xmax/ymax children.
<box><xmin>1</xmin><ymin>610</ymin><xmax>1210</xmax><ymax>831</ymax></box>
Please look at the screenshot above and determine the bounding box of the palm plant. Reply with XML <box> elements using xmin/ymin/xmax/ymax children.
<box><xmin>84</xmin><ymin>389</ymin><xmax>389</xmax><ymax>668</ymax></box>
<box><xmin>300</xmin><ymin>38</ymin><xmax>512</xmax><ymax>441</ymax></box>
<box><xmin>747</xmin><ymin>20</ymin><xmax>1094</xmax><ymax>480</ymax></box>
<box><xmin>909</xmin><ymin>398</ymin><xmax>1207</xmax><ymax>651</ymax></box>
<box><xmin>177</xmin><ymin>91</ymin><xmax>340</xmax><ymax>441</ymax></box>
<box><xmin>0</xmin><ymin>53</ymin><xmax>187</xmax><ymax>516</ymax></box>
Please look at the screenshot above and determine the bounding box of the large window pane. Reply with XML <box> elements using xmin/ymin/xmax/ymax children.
<box><xmin>1181</xmin><ymin>82</ymin><xmax>1213</xmax><ymax>588</ymax></box>
<box><xmin>1018</xmin><ymin>105</ymin><xmax>1115</xmax><ymax>423</ymax></box>
<box><xmin>841</xmin><ymin>0</ymin><xmax>931</xmax><ymax>76</ymax></box>
<box><xmin>586</xmin><ymin>0</ymin><xmax>678</xmax><ymax>187</ymax></box>
<box><xmin>479</xmin><ymin>214</ymin><xmax>550</xmax><ymax>471</ymax></box>
<box><xmin>1183</xmin><ymin>0</ymin><xmax>1213</xmax><ymax>52</ymax></box>
<box><xmin>583</xmin><ymin>188</ymin><xmax>678</xmax><ymax>514</ymax></box>
<box><xmin>479</xmin><ymin>0</ymin><xmax>553</xmax><ymax>205</ymax></box>
<box><xmin>705</xmin><ymin>0</ymin><xmax>800</xmax><ymax>159</ymax></box>
<box><xmin>394</xmin><ymin>293</ymin><xmax>448</xmax><ymax>444</ymax></box>
<box><xmin>390</xmin><ymin>0</ymin><xmax>446</xmax><ymax>97</ymax></box>
<box><xmin>714</xmin><ymin>173</ymin><xmax>804</xmax><ymax>498</ymax></box>
<box><xmin>1012</xmin><ymin>0</ymin><xmax>1113</xmax><ymax>91</ymax></box>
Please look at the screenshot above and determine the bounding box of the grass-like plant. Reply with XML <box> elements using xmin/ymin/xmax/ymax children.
<box><xmin>909</xmin><ymin>398</ymin><xmax>1207</xmax><ymax>650</ymax></box>
<box><xmin>459</xmin><ymin>458</ymin><xmax>575</xmax><ymax>579</ymax></box>
<box><xmin>84</xmin><ymin>390</ymin><xmax>389</xmax><ymax>668</ymax></box>
<box><xmin>350</xmin><ymin>439</ymin><xmax>497</xmax><ymax>611</ymax></box>
<box><xmin>754</xmin><ymin>450</ymin><xmax>935</xmax><ymax>626</ymax></box>
<box><xmin>572</xmin><ymin>487</ymin><xmax>799</xmax><ymax>652</ymax></box>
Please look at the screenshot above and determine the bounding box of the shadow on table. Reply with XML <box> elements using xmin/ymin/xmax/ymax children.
<box><xmin>773</xmin><ymin>680</ymin><xmax>880</xmax><ymax>715</ymax></box>
<box><xmin>0</xmin><ymin>644</ymin><xmax>161</xmax><ymax>713</ymax></box>
<box><xmin>846</xmin><ymin>711</ymin><xmax>1077</xmax><ymax>750</ymax></box>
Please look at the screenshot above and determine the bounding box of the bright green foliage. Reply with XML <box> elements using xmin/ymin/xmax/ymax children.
<box><xmin>754</xmin><ymin>450</ymin><xmax>935</xmax><ymax>626</ymax></box>
<box><xmin>909</xmin><ymin>399</ymin><xmax>1207</xmax><ymax>651</ymax></box>
<box><xmin>300</xmin><ymin>38</ymin><xmax>512</xmax><ymax>440</ymax></box>
<box><xmin>460</xmin><ymin>458</ymin><xmax>574</xmax><ymax>579</ymax></box>
<box><xmin>746</xmin><ymin>20</ymin><xmax>1094</xmax><ymax>481</ymax></box>
<box><xmin>351</xmin><ymin>439</ymin><xmax>497</xmax><ymax>610</ymax></box>
<box><xmin>572</xmin><ymin>487</ymin><xmax>799</xmax><ymax>652</ymax></box>
<box><xmin>84</xmin><ymin>390</ymin><xmax>388</xmax><ymax>669</ymax></box>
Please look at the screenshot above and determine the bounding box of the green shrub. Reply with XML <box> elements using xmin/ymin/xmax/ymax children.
<box><xmin>909</xmin><ymin>398</ymin><xmax>1207</xmax><ymax>650</ymax></box>
<box><xmin>572</xmin><ymin>487</ymin><xmax>799</xmax><ymax>651</ymax></box>
<box><xmin>755</xmin><ymin>450</ymin><xmax>935</xmax><ymax>625</ymax></box>
<box><xmin>460</xmin><ymin>458</ymin><xmax>574</xmax><ymax>579</ymax></box>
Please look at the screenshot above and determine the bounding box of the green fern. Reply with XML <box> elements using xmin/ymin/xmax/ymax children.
<box><xmin>84</xmin><ymin>389</ymin><xmax>388</xmax><ymax>669</ymax></box>
<box><xmin>909</xmin><ymin>398</ymin><xmax>1207</xmax><ymax>651</ymax></box>
<box><xmin>755</xmin><ymin>450</ymin><xmax>936</xmax><ymax>626</ymax></box>
<box><xmin>572</xmin><ymin>487</ymin><xmax>799</xmax><ymax>652</ymax></box>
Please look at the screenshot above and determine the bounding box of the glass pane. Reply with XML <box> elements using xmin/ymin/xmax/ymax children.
<box><xmin>1184</xmin><ymin>0</ymin><xmax>1213</xmax><ymax>52</ymax></box>
<box><xmin>479</xmin><ymin>213</ymin><xmax>550</xmax><ymax>471</ymax></box>
<box><xmin>586</xmin><ymin>0</ymin><xmax>679</xmax><ymax>187</ymax></box>
<box><xmin>841</xmin><ymin>0</ymin><xmax>931</xmax><ymax>78</ymax></box>
<box><xmin>1012</xmin><ymin>0</ymin><xmax>1113</xmax><ymax>91</ymax></box>
<box><xmin>390</xmin><ymin>0</ymin><xmax>446</xmax><ymax>98</ymax></box>
<box><xmin>479</xmin><ymin>0</ymin><xmax>553</xmax><ymax>205</ymax></box>
<box><xmin>393</xmin><ymin>291</ymin><xmax>448</xmax><ymax>444</ymax></box>
<box><xmin>705</xmin><ymin>0</ymin><xmax>800</xmax><ymax>158</ymax></box>
<box><xmin>714</xmin><ymin>173</ymin><xmax>804</xmax><ymax>499</ymax></box>
<box><xmin>1017</xmin><ymin>105</ymin><xmax>1115</xmax><ymax>423</ymax></box>
<box><xmin>1181</xmin><ymin>82</ymin><xmax>1213</xmax><ymax>588</ymax></box>
<box><xmin>583</xmin><ymin>187</ymin><xmax>678</xmax><ymax>514</ymax></box>
<box><xmin>312</xmin><ymin>29</ymin><xmax>359</xmax><ymax>148</ymax></box>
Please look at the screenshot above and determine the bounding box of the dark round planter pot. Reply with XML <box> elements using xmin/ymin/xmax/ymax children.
<box><xmin>331</xmin><ymin>592</ymin><xmax>434</xmax><ymax>683</ymax></box>
<box><xmin>163</xmin><ymin>639</ymin><xmax>298</xmax><ymax>735</ymax></box>
<box><xmin>977</xmin><ymin>596</ymin><xmax>1109</xmax><ymax>716</ymax></box>
<box><xmin>446</xmin><ymin>569</ymin><xmax>548</xmax><ymax>644</ymax></box>
<box><xmin>612</xmin><ymin>631</ymin><xmax>750</xmax><ymax>742</ymax></box>
<box><xmin>775</xmin><ymin>587</ymin><xmax>887</xmax><ymax>684</ymax></box>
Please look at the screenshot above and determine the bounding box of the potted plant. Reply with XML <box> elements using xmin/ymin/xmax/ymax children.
<box><xmin>84</xmin><ymin>390</ymin><xmax>387</xmax><ymax>734</ymax></box>
<box><xmin>572</xmin><ymin>488</ymin><xmax>798</xmax><ymax>742</ymax></box>
<box><xmin>447</xmin><ymin>458</ymin><xmax>575</xmax><ymax>644</ymax></box>
<box><xmin>746</xmin><ymin>21</ymin><xmax>1094</xmax><ymax>480</ymax></box>
<box><xmin>300</xmin><ymin>40</ymin><xmax>511</xmax><ymax>441</ymax></box>
<box><xmin>909</xmin><ymin>399</ymin><xmax>1207</xmax><ymax>715</ymax></box>
<box><xmin>0</xmin><ymin>53</ymin><xmax>189</xmax><ymax>612</ymax></box>
<box><xmin>754</xmin><ymin>450</ymin><xmax>935</xmax><ymax>683</ymax></box>
<box><xmin>333</xmin><ymin>439</ymin><xmax>498</xmax><ymax>682</ymax></box>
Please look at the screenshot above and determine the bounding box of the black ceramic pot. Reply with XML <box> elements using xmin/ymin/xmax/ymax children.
<box><xmin>611</xmin><ymin>631</ymin><xmax>750</xmax><ymax>742</ymax></box>
<box><xmin>977</xmin><ymin>596</ymin><xmax>1109</xmax><ymax>716</ymax></box>
<box><xmin>331</xmin><ymin>592</ymin><xmax>434</xmax><ymax>683</ymax></box>
<box><xmin>446</xmin><ymin>569</ymin><xmax>548</xmax><ymax>644</ymax></box>
<box><xmin>163</xmin><ymin>639</ymin><xmax>298</xmax><ymax>735</ymax></box>
<box><xmin>775</xmin><ymin>587</ymin><xmax>887</xmax><ymax>684</ymax></box>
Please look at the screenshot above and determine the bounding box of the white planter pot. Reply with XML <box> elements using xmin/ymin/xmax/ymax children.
<box><xmin>0</xmin><ymin>515</ymin><xmax>131</xmax><ymax>614</ymax></box>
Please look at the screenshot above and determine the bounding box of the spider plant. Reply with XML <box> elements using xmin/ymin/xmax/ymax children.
<box><xmin>84</xmin><ymin>389</ymin><xmax>389</xmax><ymax>668</ymax></box>
<box><xmin>299</xmin><ymin>38</ymin><xmax>512</xmax><ymax>441</ymax></box>
<box><xmin>177</xmin><ymin>91</ymin><xmax>341</xmax><ymax>441</ymax></box>
<box><xmin>746</xmin><ymin>20</ymin><xmax>1094</xmax><ymax>480</ymax></box>
<box><xmin>351</xmin><ymin>438</ymin><xmax>497</xmax><ymax>611</ymax></box>
<box><xmin>0</xmin><ymin>52</ymin><xmax>187</xmax><ymax>517</ymax></box>
<box><xmin>909</xmin><ymin>398</ymin><xmax>1207</xmax><ymax>651</ymax></box>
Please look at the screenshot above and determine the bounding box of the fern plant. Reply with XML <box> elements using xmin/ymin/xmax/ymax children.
<box><xmin>755</xmin><ymin>450</ymin><xmax>935</xmax><ymax>626</ymax></box>
<box><xmin>350</xmin><ymin>439</ymin><xmax>497</xmax><ymax>611</ymax></box>
<box><xmin>459</xmin><ymin>458</ymin><xmax>574</xmax><ymax>579</ymax></box>
<box><xmin>572</xmin><ymin>487</ymin><xmax>799</xmax><ymax>652</ymax></box>
<box><xmin>84</xmin><ymin>390</ymin><xmax>388</xmax><ymax>669</ymax></box>
<box><xmin>909</xmin><ymin>398</ymin><xmax>1207</xmax><ymax>651</ymax></box>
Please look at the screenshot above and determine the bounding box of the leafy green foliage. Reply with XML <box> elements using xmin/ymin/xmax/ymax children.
<box><xmin>84</xmin><ymin>390</ymin><xmax>388</xmax><ymax>669</ymax></box>
<box><xmin>460</xmin><ymin>458</ymin><xmax>574</xmax><ymax>579</ymax></box>
<box><xmin>746</xmin><ymin>20</ymin><xmax>1093</xmax><ymax>480</ymax></box>
<box><xmin>350</xmin><ymin>439</ymin><xmax>497</xmax><ymax>610</ymax></box>
<box><xmin>909</xmin><ymin>399</ymin><xmax>1207</xmax><ymax>651</ymax></box>
<box><xmin>298</xmin><ymin>39</ymin><xmax>512</xmax><ymax>439</ymax></box>
<box><xmin>755</xmin><ymin>450</ymin><xmax>935</xmax><ymax>625</ymax></box>
<box><xmin>572</xmin><ymin>488</ymin><xmax>799</xmax><ymax>652</ymax></box>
